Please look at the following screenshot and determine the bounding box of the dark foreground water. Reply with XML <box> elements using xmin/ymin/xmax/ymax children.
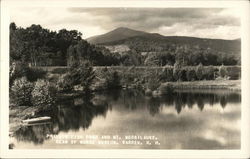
<box><xmin>11</xmin><ymin>89</ymin><xmax>241</xmax><ymax>149</ymax></box>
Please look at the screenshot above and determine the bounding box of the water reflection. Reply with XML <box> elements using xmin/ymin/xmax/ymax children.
<box><xmin>115</xmin><ymin>90</ymin><xmax>240</xmax><ymax>116</ymax></box>
<box><xmin>14</xmin><ymin>95</ymin><xmax>109</xmax><ymax>144</ymax></box>
<box><xmin>14</xmin><ymin>123</ymin><xmax>53</xmax><ymax>145</ymax></box>
<box><xmin>13</xmin><ymin>90</ymin><xmax>241</xmax><ymax>147</ymax></box>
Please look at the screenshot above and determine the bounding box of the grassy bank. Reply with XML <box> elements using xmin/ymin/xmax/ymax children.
<box><xmin>10</xmin><ymin>65</ymin><xmax>241</xmax><ymax>135</ymax></box>
<box><xmin>37</xmin><ymin>65</ymin><xmax>241</xmax><ymax>79</ymax></box>
<box><xmin>9</xmin><ymin>80</ymin><xmax>240</xmax><ymax>138</ymax></box>
<box><xmin>167</xmin><ymin>79</ymin><xmax>241</xmax><ymax>91</ymax></box>
<box><xmin>41</xmin><ymin>65</ymin><xmax>241</xmax><ymax>92</ymax></box>
<box><xmin>9</xmin><ymin>105</ymin><xmax>43</xmax><ymax>134</ymax></box>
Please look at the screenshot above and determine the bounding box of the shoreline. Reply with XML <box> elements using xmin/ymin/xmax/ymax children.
<box><xmin>168</xmin><ymin>79</ymin><xmax>241</xmax><ymax>91</ymax></box>
<box><xmin>9</xmin><ymin>106</ymin><xmax>42</xmax><ymax>134</ymax></box>
<box><xmin>9</xmin><ymin>79</ymin><xmax>241</xmax><ymax>135</ymax></box>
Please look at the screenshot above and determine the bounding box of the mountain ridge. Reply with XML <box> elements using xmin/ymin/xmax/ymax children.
<box><xmin>86</xmin><ymin>27</ymin><xmax>241</xmax><ymax>54</ymax></box>
<box><xmin>87</xmin><ymin>27</ymin><xmax>147</xmax><ymax>44</ymax></box>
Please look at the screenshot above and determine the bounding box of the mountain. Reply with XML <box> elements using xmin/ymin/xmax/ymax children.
<box><xmin>86</xmin><ymin>27</ymin><xmax>241</xmax><ymax>54</ymax></box>
<box><xmin>86</xmin><ymin>27</ymin><xmax>147</xmax><ymax>44</ymax></box>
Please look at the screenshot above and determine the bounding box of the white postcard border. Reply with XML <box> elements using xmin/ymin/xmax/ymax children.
<box><xmin>1</xmin><ymin>0</ymin><xmax>250</xmax><ymax>158</ymax></box>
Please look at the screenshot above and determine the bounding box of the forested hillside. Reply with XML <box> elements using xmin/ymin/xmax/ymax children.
<box><xmin>10</xmin><ymin>23</ymin><xmax>118</xmax><ymax>66</ymax></box>
<box><xmin>10</xmin><ymin>23</ymin><xmax>240</xmax><ymax>67</ymax></box>
<box><xmin>87</xmin><ymin>27</ymin><xmax>240</xmax><ymax>54</ymax></box>
<box><xmin>87</xmin><ymin>27</ymin><xmax>147</xmax><ymax>44</ymax></box>
<box><xmin>89</xmin><ymin>27</ymin><xmax>240</xmax><ymax>66</ymax></box>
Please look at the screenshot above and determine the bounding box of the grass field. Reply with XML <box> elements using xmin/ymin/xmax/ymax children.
<box><xmin>36</xmin><ymin>65</ymin><xmax>241</xmax><ymax>79</ymax></box>
<box><xmin>168</xmin><ymin>79</ymin><xmax>241</xmax><ymax>91</ymax></box>
<box><xmin>36</xmin><ymin>65</ymin><xmax>241</xmax><ymax>91</ymax></box>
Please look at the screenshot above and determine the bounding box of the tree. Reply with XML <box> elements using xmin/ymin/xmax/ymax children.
<box><xmin>79</xmin><ymin>61</ymin><xmax>96</xmax><ymax>94</ymax></box>
<box><xmin>67</xmin><ymin>40</ymin><xmax>112</xmax><ymax>66</ymax></box>
<box><xmin>10</xmin><ymin>22</ymin><xmax>17</xmax><ymax>30</ymax></box>
<box><xmin>219</xmin><ymin>64</ymin><xmax>228</xmax><ymax>78</ymax></box>
<box><xmin>31</xmin><ymin>79</ymin><xmax>56</xmax><ymax>107</ymax></box>
<box><xmin>10</xmin><ymin>23</ymin><xmax>83</xmax><ymax>66</ymax></box>
<box><xmin>186</xmin><ymin>69</ymin><xmax>196</xmax><ymax>81</ymax></box>
<box><xmin>10</xmin><ymin>77</ymin><xmax>34</xmax><ymax>106</ymax></box>
<box><xmin>9</xmin><ymin>23</ymin><xmax>240</xmax><ymax>67</ymax></box>
<box><xmin>173</xmin><ymin>61</ymin><xmax>182</xmax><ymax>81</ymax></box>
<box><xmin>144</xmin><ymin>53</ymin><xmax>160</xmax><ymax>66</ymax></box>
<box><xmin>67</xmin><ymin>45</ymin><xmax>78</xmax><ymax>66</ymax></box>
<box><xmin>66</xmin><ymin>60</ymin><xmax>95</xmax><ymax>94</ymax></box>
<box><xmin>203</xmin><ymin>66</ymin><xmax>215</xmax><ymax>80</ymax></box>
<box><xmin>175</xmin><ymin>45</ymin><xmax>189</xmax><ymax>66</ymax></box>
<box><xmin>103</xmin><ymin>70</ymin><xmax>121</xmax><ymax>89</ymax></box>
<box><xmin>10</xmin><ymin>24</ymin><xmax>27</xmax><ymax>62</ymax></box>
<box><xmin>196</xmin><ymin>63</ymin><xmax>203</xmax><ymax>80</ymax></box>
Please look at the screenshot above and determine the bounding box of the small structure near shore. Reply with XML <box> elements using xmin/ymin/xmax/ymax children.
<box><xmin>22</xmin><ymin>116</ymin><xmax>51</xmax><ymax>124</ymax></box>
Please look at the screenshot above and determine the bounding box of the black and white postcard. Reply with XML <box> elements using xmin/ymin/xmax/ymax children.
<box><xmin>1</xmin><ymin>0</ymin><xmax>250</xmax><ymax>158</ymax></box>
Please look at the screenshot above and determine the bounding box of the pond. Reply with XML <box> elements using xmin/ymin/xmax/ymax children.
<box><xmin>11</xmin><ymin>89</ymin><xmax>241</xmax><ymax>149</ymax></box>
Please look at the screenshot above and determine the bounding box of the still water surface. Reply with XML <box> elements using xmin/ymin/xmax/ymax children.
<box><xmin>12</xmin><ymin>89</ymin><xmax>241</xmax><ymax>149</ymax></box>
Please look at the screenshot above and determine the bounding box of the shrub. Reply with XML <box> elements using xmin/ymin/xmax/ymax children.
<box><xmin>203</xmin><ymin>66</ymin><xmax>215</xmax><ymax>80</ymax></box>
<box><xmin>144</xmin><ymin>69</ymin><xmax>161</xmax><ymax>91</ymax></box>
<box><xmin>186</xmin><ymin>69</ymin><xmax>197</xmax><ymax>81</ymax></box>
<box><xmin>174</xmin><ymin>69</ymin><xmax>187</xmax><ymax>82</ymax></box>
<box><xmin>63</xmin><ymin>61</ymin><xmax>95</xmax><ymax>93</ymax></box>
<box><xmin>159</xmin><ymin>67</ymin><xmax>174</xmax><ymax>82</ymax></box>
<box><xmin>26</xmin><ymin>67</ymin><xmax>47</xmax><ymax>82</ymax></box>
<box><xmin>196</xmin><ymin>63</ymin><xmax>203</xmax><ymax>80</ymax></box>
<box><xmin>10</xmin><ymin>77</ymin><xmax>34</xmax><ymax>106</ymax></box>
<box><xmin>219</xmin><ymin>64</ymin><xmax>228</xmax><ymax>78</ymax></box>
<box><xmin>56</xmin><ymin>73</ymin><xmax>74</xmax><ymax>92</ymax></box>
<box><xmin>179</xmin><ymin>69</ymin><xmax>187</xmax><ymax>81</ymax></box>
<box><xmin>123</xmin><ymin>72</ymin><xmax>136</xmax><ymax>85</ymax></box>
<box><xmin>158</xmin><ymin>83</ymin><xmax>174</xmax><ymax>95</ymax></box>
<box><xmin>31</xmin><ymin>79</ymin><xmax>56</xmax><ymax>107</ymax></box>
<box><xmin>226</xmin><ymin>66</ymin><xmax>241</xmax><ymax>80</ymax></box>
<box><xmin>9</xmin><ymin>61</ymin><xmax>29</xmax><ymax>87</ymax></box>
<box><xmin>147</xmin><ymin>78</ymin><xmax>160</xmax><ymax>91</ymax></box>
<box><xmin>103</xmin><ymin>70</ymin><xmax>121</xmax><ymax>89</ymax></box>
<box><xmin>173</xmin><ymin>70</ymin><xmax>180</xmax><ymax>81</ymax></box>
<box><xmin>147</xmin><ymin>75</ymin><xmax>161</xmax><ymax>91</ymax></box>
<box><xmin>9</xmin><ymin>61</ymin><xmax>47</xmax><ymax>87</ymax></box>
<box><xmin>173</xmin><ymin>62</ymin><xmax>182</xmax><ymax>81</ymax></box>
<box><xmin>78</xmin><ymin>62</ymin><xmax>95</xmax><ymax>93</ymax></box>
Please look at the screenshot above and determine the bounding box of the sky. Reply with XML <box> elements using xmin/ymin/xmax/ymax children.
<box><xmin>10</xmin><ymin>7</ymin><xmax>241</xmax><ymax>40</ymax></box>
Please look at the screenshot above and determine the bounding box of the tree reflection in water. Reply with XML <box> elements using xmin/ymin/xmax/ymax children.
<box><xmin>14</xmin><ymin>123</ymin><xmax>53</xmax><ymax>145</ymax></box>
<box><xmin>14</xmin><ymin>94</ymin><xmax>109</xmax><ymax>144</ymax></box>
<box><xmin>13</xmin><ymin>90</ymin><xmax>241</xmax><ymax>145</ymax></box>
<box><xmin>148</xmin><ymin>97</ymin><xmax>161</xmax><ymax>116</ymax></box>
<box><xmin>146</xmin><ymin>91</ymin><xmax>240</xmax><ymax>115</ymax></box>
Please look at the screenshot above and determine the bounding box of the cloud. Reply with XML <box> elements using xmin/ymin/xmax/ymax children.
<box><xmin>68</xmin><ymin>8</ymin><xmax>240</xmax><ymax>26</ymax></box>
<box><xmin>10</xmin><ymin>7</ymin><xmax>240</xmax><ymax>39</ymax></box>
<box><xmin>154</xmin><ymin>23</ymin><xmax>240</xmax><ymax>39</ymax></box>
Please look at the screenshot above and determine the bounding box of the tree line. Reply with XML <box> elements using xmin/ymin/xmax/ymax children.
<box><xmin>10</xmin><ymin>22</ymin><xmax>118</xmax><ymax>66</ymax></box>
<box><xmin>10</xmin><ymin>23</ymin><xmax>240</xmax><ymax>67</ymax></box>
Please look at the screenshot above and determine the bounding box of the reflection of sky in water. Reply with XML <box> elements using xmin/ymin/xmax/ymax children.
<box><xmin>12</xmin><ymin>90</ymin><xmax>241</xmax><ymax>149</ymax></box>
